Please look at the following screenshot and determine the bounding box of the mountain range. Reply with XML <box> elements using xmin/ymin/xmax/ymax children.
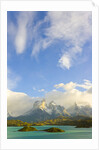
<box><xmin>7</xmin><ymin>99</ymin><xmax>92</xmax><ymax>123</ymax></box>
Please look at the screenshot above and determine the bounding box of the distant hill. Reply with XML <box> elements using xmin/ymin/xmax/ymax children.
<box><xmin>7</xmin><ymin>115</ymin><xmax>92</xmax><ymax>128</ymax></box>
<box><xmin>67</xmin><ymin>103</ymin><xmax>92</xmax><ymax>117</ymax></box>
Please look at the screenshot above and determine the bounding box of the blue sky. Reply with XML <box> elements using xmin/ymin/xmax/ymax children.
<box><xmin>7</xmin><ymin>11</ymin><xmax>92</xmax><ymax>99</ymax></box>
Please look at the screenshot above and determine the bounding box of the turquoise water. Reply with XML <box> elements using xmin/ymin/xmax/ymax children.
<box><xmin>7</xmin><ymin>125</ymin><xmax>92</xmax><ymax>139</ymax></box>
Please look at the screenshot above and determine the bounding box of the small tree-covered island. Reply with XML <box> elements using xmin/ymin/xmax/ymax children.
<box><xmin>18</xmin><ymin>126</ymin><xmax>38</xmax><ymax>132</ymax></box>
<box><xmin>18</xmin><ymin>126</ymin><xmax>65</xmax><ymax>132</ymax></box>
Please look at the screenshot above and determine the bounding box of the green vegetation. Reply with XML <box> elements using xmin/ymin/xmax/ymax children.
<box><xmin>32</xmin><ymin>122</ymin><xmax>44</xmax><ymax>126</ymax></box>
<box><xmin>18</xmin><ymin>126</ymin><xmax>38</xmax><ymax>132</ymax></box>
<box><xmin>7</xmin><ymin>116</ymin><xmax>92</xmax><ymax>128</ymax></box>
<box><xmin>32</xmin><ymin>116</ymin><xmax>92</xmax><ymax>128</ymax></box>
<box><xmin>32</xmin><ymin>116</ymin><xmax>71</xmax><ymax>126</ymax></box>
<box><xmin>43</xmin><ymin>127</ymin><xmax>65</xmax><ymax>132</ymax></box>
<box><xmin>18</xmin><ymin>126</ymin><xmax>64</xmax><ymax>132</ymax></box>
<box><xmin>75</xmin><ymin>120</ymin><xmax>92</xmax><ymax>128</ymax></box>
<box><xmin>7</xmin><ymin>120</ymin><xmax>32</xmax><ymax>127</ymax></box>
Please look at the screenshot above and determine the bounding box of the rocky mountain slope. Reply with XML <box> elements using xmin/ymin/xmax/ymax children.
<box><xmin>8</xmin><ymin>100</ymin><xmax>92</xmax><ymax>122</ymax></box>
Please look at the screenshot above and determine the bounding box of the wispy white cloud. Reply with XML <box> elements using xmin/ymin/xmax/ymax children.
<box><xmin>52</xmin><ymin>89</ymin><xmax>57</xmax><ymax>92</ymax></box>
<box><xmin>8</xmin><ymin>11</ymin><xmax>91</xmax><ymax>69</ymax></box>
<box><xmin>7</xmin><ymin>22</ymin><xmax>16</xmax><ymax>40</ymax></box>
<box><xmin>45</xmin><ymin>12</ymin><xmax>92</xmax><ymax>69</ymax></box>
<box><xmin>54</xmin><ymin>83</ymin><xmax>64</xmax><ymax>89</ymax></box>
<box><xmin>33</xmin><ymin>87</ymin><xmax>45</xmax><ymax>92</ymax></box>
<box><xmin>38</xmin><ymin>89</ymin><xmax>45</xmax><ymax>92</ymax></box>
<box><xmin>8</xmin><ymin>12</ymin><xmax>35</xmax><ymax>54</ymax></box>
<box><xmin>58</xmin><ymin>52</ymin><xmax>72</xmax><ymax>70</ymax></box>
<box><xmin>77</xmin><ymin>79</ymin><xmax>92</xmax><ymax>90</ymax></box>
<box><xmin>15</xmin><ymin>12</ymin><xmax>34</xmax><ymax>54</ymax></box>
<box><xmin>31</xmin><ymin>11</ymin><xmax>91</xmax><ymax>69</ymax></box>
<box><xmin>7</xmin><ymin>68</ymin><xmax>21</xmax><ymax>90</ymax></box>
<box><xmin>31</xmin><ymin>17</ymin><xmax>50</xmax><ymax>57</ymax></box>
<box><xmin>33</xmin><ymin>87</ymin><xmax>36</xmax><ymax>90</ymax></box>
<box><xmin>32</xmin><ymin>39</ymin><xmax>43</xmax><ymax>57</ymax></box>
<box><xmin>46</xmin><ymin>12</ymin><xmax>91</xmax><ymax>43</ymax></box>
<box><xmin>54</xmin><ymin>80</ymin><xmax>92</xmax><ymax>91</ymax></box>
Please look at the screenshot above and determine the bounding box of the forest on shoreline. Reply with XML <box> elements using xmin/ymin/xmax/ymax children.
<box><xmin>7</xmin><ymin>116</ymin><xmax>92</xmax><ymax>128</ymax></box>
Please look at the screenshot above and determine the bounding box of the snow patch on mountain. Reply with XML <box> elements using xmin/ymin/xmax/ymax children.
<box><xmin>33</xmin><ymin>99</ymin><xmax>47</xmax><ymax>111</ymax></box>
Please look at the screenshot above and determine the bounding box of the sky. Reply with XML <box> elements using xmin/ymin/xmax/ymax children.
<box><xmin>7</xmin><ymin>11</ymin><xmax>92</xmax><ymax>116</ymax></box>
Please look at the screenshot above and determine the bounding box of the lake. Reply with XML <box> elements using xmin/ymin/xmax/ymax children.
<box><xmin>7</xmin><ymin>125</ymin><xmax>92</xmax><ymax>139</ymax></box>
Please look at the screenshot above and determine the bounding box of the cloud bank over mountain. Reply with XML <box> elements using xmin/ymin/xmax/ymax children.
<box><xmin>46</xmin><ymin>80</ymin><xmax>92</xmax><ymax>108</ymax></box>
<box><xmin>7</xmin><ymin>90</ymin><xmax>42</xmax><ymax>116</ymax></box>
<box><xmin>7</xmin><ymin>80</ymin><xmax>92</xmax><ymax>116</ymax></box>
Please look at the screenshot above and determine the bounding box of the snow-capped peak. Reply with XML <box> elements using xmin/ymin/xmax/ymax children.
<box><xmin>31</xmin><ymin>99</ymin><xmax>70</xmax><ymax>116</ymax></box>
<box><xmin>33</xmin><ymin>99</ymin><xmax>47</xmax><ymax>110</ymax></box>
<box><xmin>39</xmin><ymin>99</ymin><xmax>46</xmax><ymax>110</ymax></box>
<box><xmin>50</xmin><ymin>101</ymin><xmax>56</xmax><ymax>105</ymax></box>
<box><xmin>49</xmin><ymin>101</ymin><xmax>56</xmax><ymax>108</ymax></box>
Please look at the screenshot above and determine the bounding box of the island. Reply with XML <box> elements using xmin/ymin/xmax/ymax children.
<box><xmin>18</xmin><ymin>126</ymin><xmax>65</xmax><ymax>132</ymax></box>
<box><xmin>43</xmin><ymin>127</ymin><xmax>65</xmax><ymax>132</ymax></box>
<box><xmin>18</xmin><ymin>126</ymin><xmax>38</xmax><ymax>132</ymax></box>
